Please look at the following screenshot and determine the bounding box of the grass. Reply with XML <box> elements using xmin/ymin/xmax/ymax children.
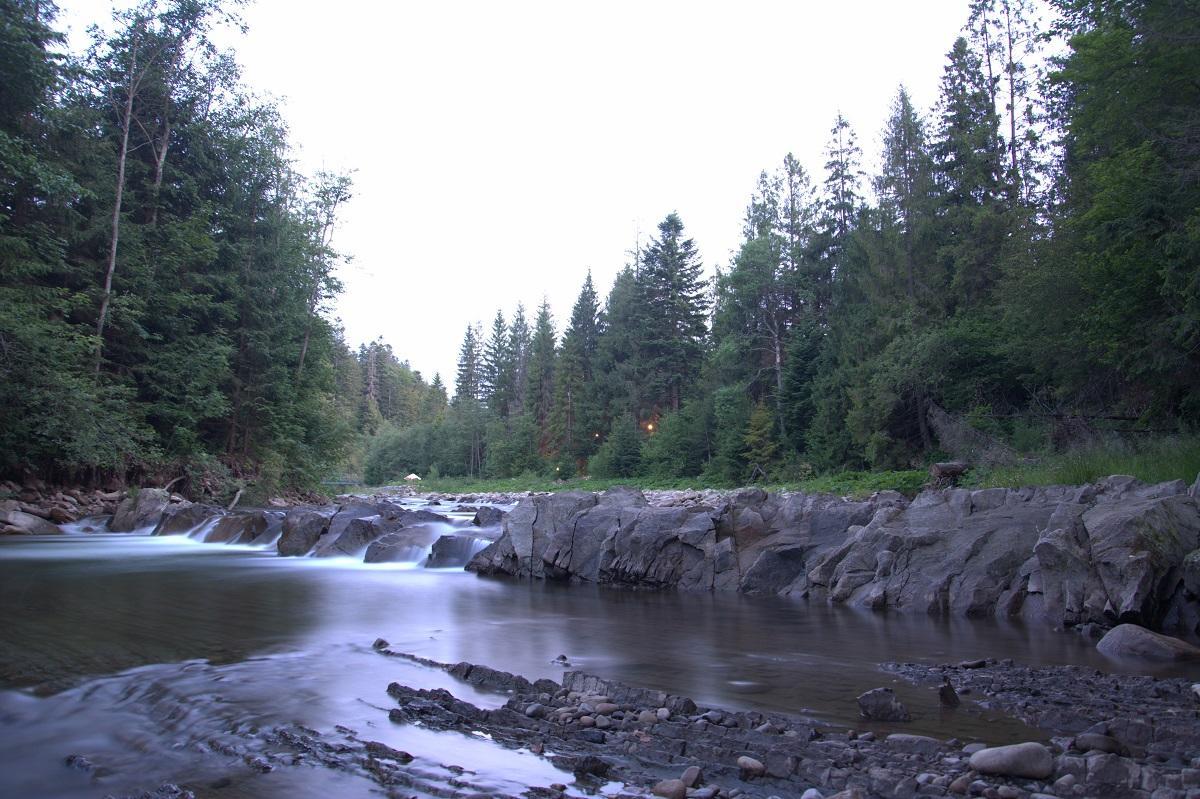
<box><xmin>966</xmin><ymin>436</ymin><xmax>1200</xmax><ymax>490</ymax></box>
<box><xmin>347</xmin><ymin>437</ymin><xmax>1200</xmax><ymax>500</ymax></box>
<box><xmin>355</xmin><ymin>469</ymin><xmax>930</xmax><ymax>500</ymax></box>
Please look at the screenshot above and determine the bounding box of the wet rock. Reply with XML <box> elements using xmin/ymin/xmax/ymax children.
<box><xmin>206</xmin><ymin>510</ymin><xmax>270</xmax><ymax>544</ymax></box>
<box><xmin>427</xmin><ymin>534</ymin><xmax>490</xmax><ymax>568</ymax></box>
<box><xmin>364</xmin><ymin>526</ymin><xmax>441</xmax><ymax>563</ymax></box>
<box><xmin>153</xmin><ymin>503</ymin><xmax>217</xmax><ymax>536</ymax></box>
<box><xmin>0</xmin><ymin>508</ymin><xmax>62</xmax><ymax>534</ymax></box>
<box><xmin>277</xmin><ymin>508</ymin><xmax>332</xmax><ymax>556</ymax></box>
<box><xmin>466</xmin><ymin>477</ymin><xmax>1200</xmax><ymax>634</ymax></box>
<box><xmin>940</xmin><ymin>677</ymin><xmax>961</xmax><ymax>707</ymax></box>
<box><xmin>1097</xmin><ymin>624</ymin><xmax>1200</xmax><ymax>662</ymax></box>
<box><xmin>472</xmin><ymin>506</ymin><xmax>506</xmax><ymax>527</ymax></box>
<box><xmin>968</xmin><ymin>742</ymin><xmax>1054</xmax><ymax>779</ymax></box>
<box><xmin>110</xmin><ymin>488</ymin><xmax>170</xmax><ymax>532</ymax></box>
<box><xmin>857</xmin><ymin>687</ymin><xmax>911</xmax><ymax>722</ymax></box>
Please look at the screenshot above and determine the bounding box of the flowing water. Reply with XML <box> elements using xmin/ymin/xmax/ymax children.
<box><xmin>2</xmin><ymin>520</ymin><xmax>1195</xmax><ymax>798</ymax></box>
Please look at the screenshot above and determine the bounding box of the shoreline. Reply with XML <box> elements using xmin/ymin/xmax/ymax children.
<box><xmin>96</xmin><ymin>650</ymin><xmax>1200</xmax><ymax>799</ymax></box>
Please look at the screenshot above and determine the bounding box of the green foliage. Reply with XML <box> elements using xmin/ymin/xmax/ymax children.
<box><xmin>968</xmin><ymin>437</ymin><xmax>1200</xmax><ymax>489</ymax></box>
<box><xmin>589</xmin><ymin>415</ymin><xmax>643</xmax><ymax>478</ymax></box>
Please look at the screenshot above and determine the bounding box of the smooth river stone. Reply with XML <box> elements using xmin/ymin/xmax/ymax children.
<box><xmin>968</xmin><ymin>742</ymin><xmax>1054</xmax><ymax>779</ymax></box>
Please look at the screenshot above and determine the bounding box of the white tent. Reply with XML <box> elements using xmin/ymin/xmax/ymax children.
<box><xmin>404</xmin><ymin>473</ymin><xmax>422</xmax><ymax>482</ymax></box>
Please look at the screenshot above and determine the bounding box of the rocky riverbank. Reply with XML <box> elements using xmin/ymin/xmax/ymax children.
<box><xmin>96</xmin><ymin>648</ymin><xmax>1200</xmax><ymax>799</ymax></box>
<box><xmin>468</xmin><ymin>476</ymin><xmax>1200</xmax><ymax>637</ymax></box>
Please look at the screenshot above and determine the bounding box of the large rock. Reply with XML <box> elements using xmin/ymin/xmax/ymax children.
<box><xmin>153</xmin><ymin>504</ymin><xmax>218</xmax><ymax>536</ymax></box>
<box><xmin>364</xmin><ymin>525</ymin><xmax>443</xmax><ymax>563</ymax></box>
<box><xmin>277</xmin><ymin>508</ymin><xmax>333</xmax><ymax>556</ymax></box>
<box><xmin>316</xmin><ymin>506</ymin><xmax>451</xmax><ymax>557</ymax></box>
<box><xmin>0</xmin><ymin>508</ymin><xmax>63</xmax><ymax>535</ymax></box>
<box><xmin>1096</xmin><ymin>623</ymin><xmax>1200</xmax><ymax>662</ymax></box>
<box><xmin>427</xmin><ymin>534</ymin><xmax>492</xmax><ymax>568</ymax></box>
<box><xmin>856</xmin><ymin>687</ymin><xmax>911</xmax><ymax>722</ymax></box>
<box><xmin>472</xmin><ymin>506</ymin><xmax>506</xmax><ymax>527</ymax></box>
<box><xmin>206</xmin><ymin>511</ymin><xmax>272</xmax><ymax>544</ymax></box>
<box><xmin>968</xmin><ymin>742</ymin><xmax>1053</xmax><ymax>779</ymax></box>
<box><xmin>110</xmin><ymin>488</ymin><xmax>170</xmax><ymax>532</ymax></box>
<box><xmin>465</xmin><ymin>476</ymin><xmax>1200</xmax><ymax>635</ymax></box>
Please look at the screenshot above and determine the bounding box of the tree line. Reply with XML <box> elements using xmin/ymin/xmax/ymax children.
<box><xmin>365</xmin><ymin>0</ymin><xmax>1200</xmax><ymax>485</ymax></box>
<box><xmin>1</xmin><ymin>0</ymin><xmax>360</xmax><ymax>493</ymax></box>
<box><xmin>2</xmin><ymin>1</ymin><xmax>1196</xmax><ymax>492</ymax></box>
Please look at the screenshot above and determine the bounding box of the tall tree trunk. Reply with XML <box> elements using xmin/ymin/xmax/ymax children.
<box><xmin>1004</xmin><ymin>2</ymin><xmax>1020</xmax><ymax>186</ymax></box>
<box><xmin>95</xmin><ymin>45</ymin><xmax>138</xmax><ymax>376</ymax></box>
<box><xmin>771</xmin><ymin>322</ymin><xmax>787</xmax><ymax>444</ymax></box>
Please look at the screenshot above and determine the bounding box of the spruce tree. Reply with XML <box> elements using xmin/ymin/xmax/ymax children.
<box><xmin>454</xmin><ymin>323</ymin><xmax>482</xmax><ymax>405</ymax></box>
<box><xmin>636</xmin><ymin>213</ymin><xmax>708</xmax><ymax>414</ymax></box>
<box><xmin>524</xmin><ymin>299</ymin><xmax>557</xmax><ymax>452</ymax></box>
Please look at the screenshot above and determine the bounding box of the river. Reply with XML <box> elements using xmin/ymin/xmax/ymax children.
<box><xmin>0</xmin><ymin>518</ymin><xmax>1179</xmax><ymax>798</ymax></box>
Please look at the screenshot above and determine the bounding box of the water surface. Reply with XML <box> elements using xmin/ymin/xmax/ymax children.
<box><xmin>2</xmin><ymin>532</ymin><xmax>1192</xmax><ymax>797</ymax></box>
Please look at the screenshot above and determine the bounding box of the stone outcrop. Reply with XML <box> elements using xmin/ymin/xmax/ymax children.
<box><xmin>110</xmin><ymin>488</ymin><xmax>171</xmax><ymax>532</ymax></box>
<box><xmin>469</xmin><ymin>476</ymin><xmax>1200</xmax><ymax>634</ymax></box>
<box><xmin>277</xmin><ymin>508</ymin><xmax>334</xmax><ymax>556</ymax></box>
<box><xmin>0</xmin><ymin>504</ymin><xmax>63</xmax><ymax>534</ymax></box>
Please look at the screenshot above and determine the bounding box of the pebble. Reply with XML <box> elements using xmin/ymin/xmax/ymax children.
<box><xmin>949</xmin><ymin>775</ymin><xmax>972</xmax><ymax>794</ymax></box>
<box><xmin>680</xmin><ymin>765</ymin><xmax>702</xmax><ymax>788</ymax></box>
<box><xmin>800</xmin><ymin>790</ymin><xmax>824</xmax><ymax>799</ymax></box>
<box><xmin>657</xmin><ymin>707</ymin><xmax>671</xmax><ymax>721</ymax></box>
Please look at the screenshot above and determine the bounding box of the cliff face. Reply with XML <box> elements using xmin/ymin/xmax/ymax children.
<box><xmin>467</xmin><ymin>476</ymin><xmax>1200</xmax><ymax>633</ymax></box>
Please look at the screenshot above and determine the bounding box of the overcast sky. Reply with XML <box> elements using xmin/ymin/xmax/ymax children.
<box><xmin>58</xmin><ymin>0</ymin><xmax>971</xmax><ymax>383</ymax></box>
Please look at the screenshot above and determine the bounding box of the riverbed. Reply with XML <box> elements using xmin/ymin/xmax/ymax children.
<box><xmin>0</xmin><ymin>529</ymin><xmax>1190</xmax><ymax>798</ymax></box>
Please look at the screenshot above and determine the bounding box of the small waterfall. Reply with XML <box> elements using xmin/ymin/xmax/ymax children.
<box><xmin>187</xmin><ymin>516</ymin><xmax>223</xmax><ymax>542</ymax></box>
<box><xmin>425</xmin><ymin>535</ymin><xmax>492</xmax><ymax>569</ymax></box>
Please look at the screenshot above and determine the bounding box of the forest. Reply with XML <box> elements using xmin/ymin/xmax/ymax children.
<box><xmin>2</xmin><ymin>0</ymin><xmax>1198</xmax><ymax>496</ymax></box>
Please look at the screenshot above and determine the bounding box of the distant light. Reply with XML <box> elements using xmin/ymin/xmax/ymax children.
<box><xmin>647</xmin><ymin>423</ymin><xmax>654</xmax><ymax>431</ymax></box>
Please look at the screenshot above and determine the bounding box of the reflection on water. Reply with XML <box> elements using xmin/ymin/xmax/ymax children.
<box><xmin>2</xmin><ymin>533</ymin><xmax>1197</xmax><ymax>797</ymax></box>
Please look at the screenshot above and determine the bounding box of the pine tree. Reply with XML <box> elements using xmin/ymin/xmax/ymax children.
<box><xmin>551</xmin><ymin>272</ymin><xmax>601</xmax><ymax>471</ymax></box>
<box><xmin>507</xmin><ymin>303</ymin><xmax>531</xmax><ymax>416</ymax></box>
<box><xmin>933</xmin><ymin>36</ymin><xmax>1010</xmax><ymax>310</ymax></box>
<box><xmin>481</xmin><ymin>310</ymin><xmax>510</xmax><ymax>414</ymax></box>
<box><xmin>637</xmin><ymin>213</ymin><xmax>708</xmax><ymax>414</ymax></box>
<box><xmin>454</xmin><ymin>323</ymin><xmax>482</xmax><ymax>405</ymax></box>
<box><xmin>524</xmin><ymin>299</ymin><xmax>557</xmax><ymax>452</ymax></box>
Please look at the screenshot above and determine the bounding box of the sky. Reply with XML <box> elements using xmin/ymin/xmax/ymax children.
<box><xmin>57</xmin><ymin>0</ymin><xmax>972</xmax><ymax>383</ymax></box>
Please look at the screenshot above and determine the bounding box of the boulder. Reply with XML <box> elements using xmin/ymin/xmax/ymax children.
<box><xmin>206</xmin><ymin>511</ymin><xmax>270</xmax><ymax>544</ymax></box>
<box><xmin>857</xmin><ymin>687</ymin><xmax>911</xmax><ymax>722</ymax></box>
<box><xmin>277</xmin><ymin>508</ymin><xmax>333</xmax><ymax>556</ymax></box>
<box><xmin>110</xmin><ymin>488</ymin><xmax>170</xmax><ymax>532</ymax></box>
<box><xmin>1096</xmin><ymin>623</ymin><xmax>1200</xmax><ymax>662</ymax></box>
<box><xmin>968</xmin><ymin>742</ymin><xmax>1053</xmax><ymax>779</ymax></box>
<box><xmin>364</xmin><ymin>525</ymin><xmax>443</xmax><ymax>563</ymax></box>
<box><xmin>736</xmin><ymin>755</ymin><xmax>765</xmax><ymax>778</ymax></box>
<box><xmin>0</xmin><ymin>509</ymin><xmax>62</xmax><ymax>535</ymax></box>
<box><xmin>472</xmin><ymin>506</ymin><xmax>506</xmax><ymax>527</ymax></box>
<box><xmin>426</xmin><ymin>535</ymin><xmax>491</xmax><ymax>568</ymax></box>
<box><xmin>153</xmin><ymin>504</ymin><xmax>219</xmax><ymax>536</ymax></box>
<box><xmin>652</xmin><ymin>779</ymin><xmax>687</xmax><ymax>799</ymax></box>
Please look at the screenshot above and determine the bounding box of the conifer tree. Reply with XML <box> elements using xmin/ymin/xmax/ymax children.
<box><xmin>524</xmin><ymin>299</ymin><xmax>557</xmax><ymax>452</ymax></box>
<box><xmin>551</xmin><ymin>272</ymin><xmax>601</xmax><ymax>471</ymax></box>
<box><xmin>481</xmin><ymin>310</ymin><xmax>510</xmax><ymax>414</ymax></box>
<box><xmin>636</xmin><ymin>213</ymin><xmax>708</xmax><ymax>414</ymax></box>
<box><xmin>454</xmin><ymin>323</ymin><xmax>481</xmax><ymax>405</ymax></box>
